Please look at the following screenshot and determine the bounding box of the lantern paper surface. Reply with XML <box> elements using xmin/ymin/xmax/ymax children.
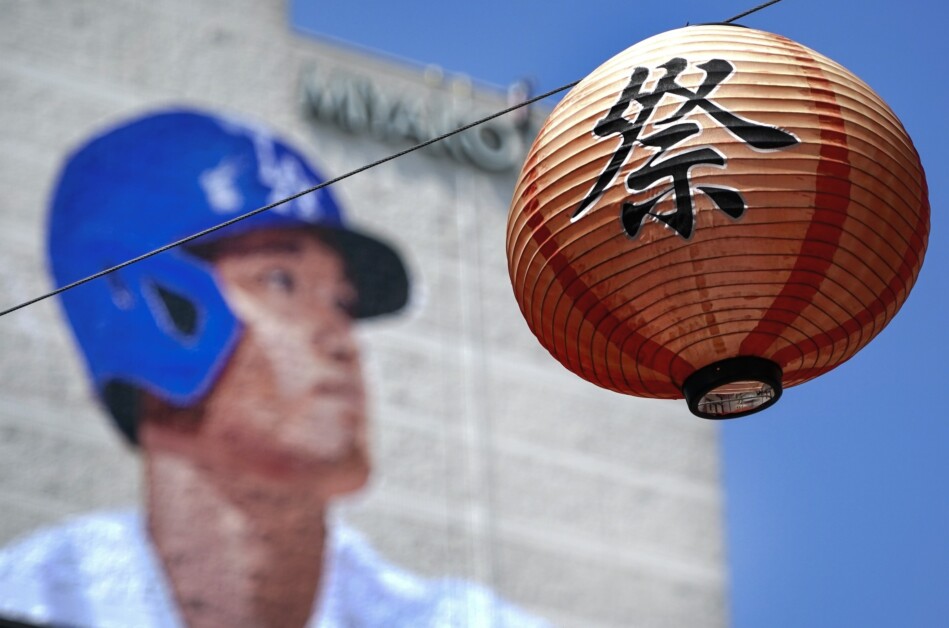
<box><xmin>506</xmin><ymin>25</ymin><xmax>929</xmax><ymax>418</ymax></box>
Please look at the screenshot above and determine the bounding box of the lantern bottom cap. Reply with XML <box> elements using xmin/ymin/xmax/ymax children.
<box><xmin>682</xmin><ymin>357</ymin><xmax>782</xmax><ymax>419</ymax></box>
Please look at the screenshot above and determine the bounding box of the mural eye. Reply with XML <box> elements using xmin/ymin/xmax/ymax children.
<box><xmin>263</xmin><ymin>268</ymin><xmax>295</xmax><ymax>294</ymax></box>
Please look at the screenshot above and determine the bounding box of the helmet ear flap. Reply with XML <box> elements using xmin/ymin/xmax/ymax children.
<box><xmin>70</xmin><ymin>253</ymin><xmax>238</xmax><ymax>445</ymax></box>
<box><xmin>150</xmin><ymin>282</ymin><xmax>200</xmax><ymax>339</ymax></box>
<box><xmin>53</xmin><ymin>250</ymin><xmax>241</xmax><ymax>446</ymax></box>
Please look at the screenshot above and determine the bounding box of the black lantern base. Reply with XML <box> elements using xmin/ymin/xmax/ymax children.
<box><xmin>682</xmin><ymin>357</ymin><xmax>782</xmax><ymax>419</ymax></box>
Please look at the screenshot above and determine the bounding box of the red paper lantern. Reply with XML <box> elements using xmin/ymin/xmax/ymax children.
<box><xmin>506</xmin><ymin>25</ymin><xmax>929</xmax><ymax>418</ymax></box>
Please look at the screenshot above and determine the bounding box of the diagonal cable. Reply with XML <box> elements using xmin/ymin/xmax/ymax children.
<box><xmin>0</xmin><ymin>82</ymin><xmax>576</xmax><ymax>318</ymax></box>
<box><xmin>725</xmin><ymin>0</ymin><xmax>784</xmax><ymax>23</ymax></box>
<box><xmin>0</xmin><ymin>0</ymin><xmax>783</xmax><ymax>318</ymax></box>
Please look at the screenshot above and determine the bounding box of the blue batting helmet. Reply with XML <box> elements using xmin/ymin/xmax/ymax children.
<box><xmin>47</xmin><ymin>108</ymin><xmax>409</xmax><ymax>443</ymax></box>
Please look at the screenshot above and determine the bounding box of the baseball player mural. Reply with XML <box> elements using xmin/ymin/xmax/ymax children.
<box><xmin>0</xmin><ymin>110</ymin><xmax>543</xmax><ymax>627</ymax></box>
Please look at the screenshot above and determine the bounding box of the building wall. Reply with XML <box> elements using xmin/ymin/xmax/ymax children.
<box><xmin>0</xmin><ymin>1</ymin><xmax>728</xmax><ymax>626</ymax></box>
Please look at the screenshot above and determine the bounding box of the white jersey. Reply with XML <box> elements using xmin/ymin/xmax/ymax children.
<box><xmin>0</xmin><ymin>511</ymin><xmax>546</xmax><ymax>628</ymax></box>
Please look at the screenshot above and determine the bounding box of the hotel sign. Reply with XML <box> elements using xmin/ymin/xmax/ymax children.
<box><xmin>300</xmin><ymin>66</ymin><xmax>529</xmax><ymax>174</ymax></box>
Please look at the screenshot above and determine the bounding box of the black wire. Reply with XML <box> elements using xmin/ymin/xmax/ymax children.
<box><xmin>725</xmin><ymin>0</ymin><xmax>784</xmax><ymax>23</ymax></box>
<box><xmin>0</xmin><ymin>82</ymin><xmax>577</xmax><ymax>318</ymax></box>
<box><xmin>0</xmin><ymin>0</ymin><xmax>784</xmax><ymax>319</ymax></box>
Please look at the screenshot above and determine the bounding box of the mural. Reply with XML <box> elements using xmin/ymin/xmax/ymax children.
<box><xmin>0</xmin><ymin>110</ymin><xmax>552</xmax><ymax>627</ymax></box>
<box><xmin>0</xmin><ymin>3</ymin><xmax>728</xmax><ymax>627</ymax></box>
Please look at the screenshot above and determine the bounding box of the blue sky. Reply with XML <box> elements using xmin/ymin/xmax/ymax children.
<box><xmin>291</xmin><ymin>1</ymin><xmax>948</xmax><ymax>626</ymax></box>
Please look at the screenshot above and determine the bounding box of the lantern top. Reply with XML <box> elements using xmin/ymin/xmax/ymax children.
<box><xmin>691</xmin><ymin>22</ymin><xmax>749</xmax><ymax>27</ymax></box>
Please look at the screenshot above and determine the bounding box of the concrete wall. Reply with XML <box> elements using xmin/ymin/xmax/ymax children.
<box><xmin>0</xmin><ymin>1</ymin><xmax>728</xmax><ymax>626</ymax></box>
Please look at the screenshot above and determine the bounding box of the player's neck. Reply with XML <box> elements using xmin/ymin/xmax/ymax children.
<box><xmin>143</xmin><ymin>450</ymin><xmax>328</xmax><ymax>628</ymax></box>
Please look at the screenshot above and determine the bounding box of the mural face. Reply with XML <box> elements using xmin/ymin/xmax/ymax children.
<box><xmin>140</xmin><ymin>228</ymin><xmax>371</xmax><ymax>496</ymax></box>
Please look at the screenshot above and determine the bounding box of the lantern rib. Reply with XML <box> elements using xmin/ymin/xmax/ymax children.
<box><xmin>631</xmin><ymin>296</ymin><xmax>851</xmax><ymax>373</ymax></box>
<box><xmin>532</xmin><ymin>226</ymin><xmax>902</xmax><ymax>392</ymax></box>
<box><xmin>512</xmin><ymin>141</ymin><xmax>922</xmax><ymax>267</ymax></box>
<box><xmin>589</xmin><ymin>256</ymin><xmax>870</xmax><ymax>385</ymax></box>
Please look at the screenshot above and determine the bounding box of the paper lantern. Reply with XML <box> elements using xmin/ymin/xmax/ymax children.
<box><xmin>506</xmin><ymin>25</ymin><xmax>929</xmax><ymax>418</ymax></box>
